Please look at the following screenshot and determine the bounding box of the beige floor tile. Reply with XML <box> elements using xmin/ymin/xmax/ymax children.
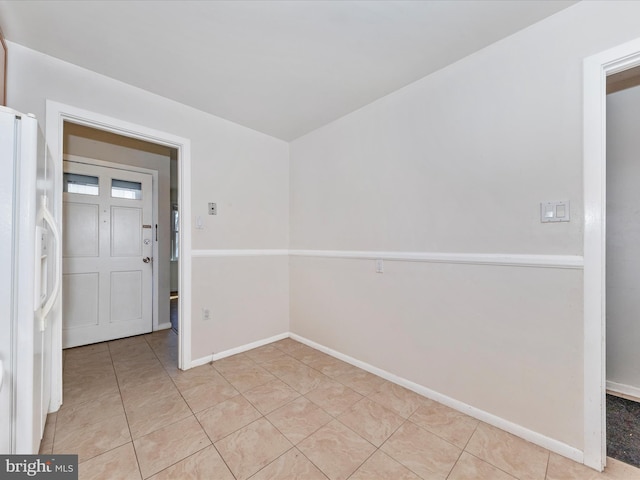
<box><xmin>261</xmin><ymin>355</ymin><xmax>307</xmax><ymax>377</ymax></box>
<box><xmin>601</xmin><ymin>457</ymin><xmax>640</xmax><ymax>479</ymax></box>
<box><xmin>215</xmin><ymin>418</ymin><xmax>292</xmax><ymax>480</ymax></box>
<box><xmin>108</xmin><ymin>335</ymin><xmax>149</xmax><ymax>355</ymax></box>
<box><xmin>289</xmin><ymin>346</ymin><xmax>332</xmax><ymax>364</ymax></box>
<box><xmin>65</xmin><ymin>342</ymin><xmax>110</xmax><ymax>359</ymax></box>
<box><xmin>380</xmin><ymin>421</ymin><xmax>460</xmax><ymax>480</ymax></box>
<box><xmin>64</xmin><ymin>356</ymin><xmax>114</xmax><ymax>379</ymax></box>
<box><xmin>271</xmin><ymin>338</ymin><xmax>306</xmax><ymax>354</ymax></box>
<box><xmin>297</xmin><ymin>420</ymin><xmax>376</xmax><ymax>480</ymax></box>
<box><xmin>171</xmin><ymin>364</ymin><xmax>223</xmax><ymax>391</ymax></box>
<box><xmin>62</xmin><ymin>375</ymin><xmax>120</xmax><ymax>409</ymax></box>
<box><xmin>546</xmin><ymin>453</ymin><xmax>640</xmax><ymax>479</ymax></box>
<box><xmin>148</xmin><ymin>445</ymin><xmax>234</xmax><ymax>480</ymax></box>
<box><xmin>78</xmin><ymin>442</ymin><xmax>141</xmax><ymax>480</ymax></box>
<box><xmin>56</xmin><ymin>391</ymin><xmax>124</xmax><ymax>437</ymax></box>
<box><xmin>116</xmin><ymin>363</ymin><xmax>169</xmax><ymax>391</ymax></box>
<box><xmin>145</xmin><ymin>330</ymin><xmax>177</xmax><ymax>349</ymax></box>
<box><xmin>64</xmin><ymin>345</ymin><xmax>111</xmax><ymax>361</ymax></box>
<box><xmin>369</xmin><ymin>382</ymin><xmax>428</xmax><ymax>418</ymax></box>
<box><xmin>113</xmin><ymin>355</ymin><xmax>162</xmax><ymax>375</ymax></box>
<box><xmin>305</xmin><ymin>356</ymin><xmax>361</xmax><ymax>378</ymax></box>
<box><xmin>54</xmin><ymin>412</ymin><xmax>131</xmax><ymax>463</ymax></box>
<box><xmin>220</xmin><ymin>364</ymin><xmax>277</xmax><ymax>392</ymax></box>
<box><xmin>243</xmin><ymin>344</ymin><xmax>288</xmax><ymax>363</ymax></box>
<box><xmin>334</xmin><ymin>370</ymin><xmax>386</xmax><ymax>396</ymax></box>
<box><xmin>212</xmin><ymin>353</ymin><xmax>257</xmax><ymax>375</ymax></box>
<box><xmin>196</xmin><ymin>395</ymin><xmax>262</xmax><ymax>442</ymax></box>
<box><xmin>243</xmin><ymin>378</ymin><xmax>301</xmax><ymax>414</ymax></box>
<box><xmin>125</xmin><ymin>389</ymin><xmax>193</xmax><ymax>439</ymax></box>
<box><xmin>250</xmin><ymin>448</ymin><xmax>327</xmax><ymax>480</ymax></box>
<box><xmin>133</xmin><ymin>415</ymin><xmax>211</xmax><ymax>479</ymax></box>
<box><xmin>448</xmin><ymin>452</ymin><xmax>517</xmax><ymax>480</ymax></box>
<box><xmin>306</xmin><ymin>379</ymin><xmax>363</xmax><ymax>416</ymax></box>
<box><xmin>279</xmin><ymin>364</ymin><xmax>332</xmax><ymax>394</ymax></box>
<box><xmin>465</xmin><ymin>423</ymin><xmax>549</xmax><ymax>480</ymax></box>
<box><xmin>180</xmin><ymin>378</ymin><xmax>239</xmax><ymax>413</ymax></box>
<box><xmin>163</xmin><ymin>361</ymin><xmax>181</xmax><ymax>377</ymax></box>
<box><xmin>63</xmin><ymin>362</ymin><xmax>116</xmax><ymax>388</ymax></box>
<box><xmin>349</xmin><ymin>450</ymin><xmax>421</xmax><ymax>480</ymax></box>
<box><xmin>338</xmin><ymin>398</ymin><xmax>404</xmax><ymax>447</ymax></box>
<box><xmin>120</xmin><ymin>375</ymin><xmax>178</xmax><ymax>408</ymax></box>
<box><xmin>409</xmin><ymin>401</ymin><xmax>478</xmax><ymax>448</ymax></box>
<box><xmin>266</xmin><ymin>396</ymin><xmax>333</xmax><ymax>444</ymax></box>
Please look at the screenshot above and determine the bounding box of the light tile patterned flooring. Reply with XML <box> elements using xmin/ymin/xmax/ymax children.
<box><xmin>40</xmin><ymin>331</ymin><xmax>640</xmax><ymax>479</ymax></box>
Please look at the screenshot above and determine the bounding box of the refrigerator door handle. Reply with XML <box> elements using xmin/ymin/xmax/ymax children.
<box><xmin>35</xmin><ymin>196</ymin><xmax>61</xmax><ymax>331</ymax></box>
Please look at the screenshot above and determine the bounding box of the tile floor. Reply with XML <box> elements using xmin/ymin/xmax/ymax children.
<box><xmin>40</xmin><ymin>331</ymin><xmax>640</xmax><ymax>480</ymax></box>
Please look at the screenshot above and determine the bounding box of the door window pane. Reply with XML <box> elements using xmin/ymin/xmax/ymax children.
<box><xmin>112</xmin><ymin>179</ymin><xmax>142</xmax><ymax>200</ymax></box>
<box><xmin>63</xmin><ymin>173</ymin><xmax>99</xmax><ymax>195</ymax></box>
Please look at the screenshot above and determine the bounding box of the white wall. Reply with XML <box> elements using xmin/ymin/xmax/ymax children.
<box><xmin>290</xmin><ymin>0</ymin><xmax>640</xmax><ymax>452</ymax></box>
<box><xmin>6</xmin><ymin>41</ymin><xmax>290</xmax><ymax>361</ymax></box>
<box><xmin>606</xmin><ymin>85</ymin><xmax>640</xmax><ymax>393</ymax></box>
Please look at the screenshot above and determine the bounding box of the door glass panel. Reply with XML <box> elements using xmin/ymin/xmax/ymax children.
<box><xmin>112</xmin><ymin>179</ymin><xmax>142</xmax><ymax>200</ymax></box>
<box><xmin>63</xmin><ymin>173</ymin><xmax>99</xmax><ymax>195</ymax></box>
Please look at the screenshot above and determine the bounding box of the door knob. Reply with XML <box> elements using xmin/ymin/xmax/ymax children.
<box><xmin>143</xmin><ymin>257</ymin><xmax>151</xmax><ymax>263</ymax></box>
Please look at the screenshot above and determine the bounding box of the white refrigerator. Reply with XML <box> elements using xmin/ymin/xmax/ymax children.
<box><xmin>0</xmin><ymin>105</ymin><xmax>59</xmax><ymax>454</ymax></box>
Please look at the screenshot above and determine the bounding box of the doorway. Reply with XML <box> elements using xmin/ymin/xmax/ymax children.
<box><xmin>604</xmin><ymin>66</ymin><xmax>640</xmax><ymax>468</ymax></box>
<box><xmin>583</xmin><ymin>37</ymin><xmax>640</xmax><ymax>471</ymax></box>
<box><xmin>45</xmin><ymin>101</ymin><xmax>193</xmax><ymax>414</ymax></box>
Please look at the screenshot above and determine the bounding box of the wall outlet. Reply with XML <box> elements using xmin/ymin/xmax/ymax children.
<box><xmin>202</xmin><ymin>308</ymin><xmax>211</xmax><ymax>321</ymax></box>
<box><xmin>208</xmin><ymin>202</ymin><xmax>217</xmax><ymax>215</ymax></box>
<box><xmin>376</xmin><ymin>258</ymin><xmax>384</xmax><ymax>273</ymax></box>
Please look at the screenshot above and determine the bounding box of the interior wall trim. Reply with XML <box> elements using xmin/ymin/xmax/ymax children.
<box><xmin>607</xmin><ymin>381</ymin><xmax>640</xmax><ymax>402</ymax></box>
<box><xmin>191</xmin><ymin>249</ymin><xmax>583</xmax><ymax>269</ymax></box>
<box><xmin>192</xmin><ymin>249</ymin><xmax>289</xmax><ymax>257</ymax></box>
<box><xmin>189</xmin><ymin>332</ymin><xmax>289</xmax><ymax>368</ymax></box>
<box><xmin>292</xmin><ymin>250</ymin><xmax>584</xmax><ymax>269</ymax></box>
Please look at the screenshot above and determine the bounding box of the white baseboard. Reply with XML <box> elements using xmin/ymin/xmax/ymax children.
<box><xmin>189</xmin><ymin>332</ymin><xmax>289</xmax><ymax>368</ymax></box>
<box><xmin>607</xmin><ymin>380</ymin><xmax>640</xmax><ymax>401</ymax></box>
<box><xmin>289</xmin><ymin>333</ymin><xmax>584</xmax><ymax>464</ymax></box>
<box><xmin>156</xmin><ymin>322</ymin><xmax>172</xmax><ymax>331</ymax></box>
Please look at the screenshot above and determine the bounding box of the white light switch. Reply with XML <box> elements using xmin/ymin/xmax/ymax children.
<box><xmin>540</xmin><ymin>201</ymin><xmax>570</xmax><ymax>223</ymax></box>
<box><xmin>376</xmin><ymin>259</ymin><xmax>384</xmax><ymax>273</ymax></box>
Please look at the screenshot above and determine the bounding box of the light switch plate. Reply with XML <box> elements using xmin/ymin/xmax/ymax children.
<box><xmin>540</xmin><ymin>201</ymin><xmax>570</xmax><ymax>223</ymax></box>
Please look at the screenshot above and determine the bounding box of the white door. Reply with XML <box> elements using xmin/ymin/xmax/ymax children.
<box><xmin>62</xmin><ymin>161</ymin><xmax>153</xmax><ymax>348</ymax></box>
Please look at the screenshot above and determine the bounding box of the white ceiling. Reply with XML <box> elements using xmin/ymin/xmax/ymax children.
<box><xmin>0</xmin><ymin>0</ymin><xmax>576</xmax><ymax>141</ymax></box>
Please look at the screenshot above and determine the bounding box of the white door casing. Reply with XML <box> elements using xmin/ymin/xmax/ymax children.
<box><xmin>62</xmin><ymin>161</ymin><xmax>153</xmax><ymax>348</ymax></box>
<box><xmin>584</xmin><ymin>37</ymin><xmax>640</xmax><ymax>471</ymax></box>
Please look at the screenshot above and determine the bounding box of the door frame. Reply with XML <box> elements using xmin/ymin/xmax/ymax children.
<box><xmin>46</xmin><ymin>100</ymin><xmax>192</xmax><ymax>411</ymax></box>
<box><xmin>63</xmin><ymin>156</ymin><xmax>160</xmax><ymax>333</ymax></box>
<box><xmin>583</xmin><ymin>37</ymin><xmax>640</xmax><ymax>470</ymax></box>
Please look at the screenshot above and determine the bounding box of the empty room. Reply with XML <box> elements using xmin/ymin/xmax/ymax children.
<box><xmin>2</xmin><ymin>1</ymin><xmax>640</xmax><ymax>479</ymax></box>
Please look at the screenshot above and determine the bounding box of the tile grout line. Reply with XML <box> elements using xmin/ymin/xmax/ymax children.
<box><xmin>144</xmin><ymin>331</ymin><xmax>236</xmax><ymax>479</ymax></box>
<box><xmin>108</xmin><ymin>339</ymin><xmax>144</xmax><ymax>480</ymax></box>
